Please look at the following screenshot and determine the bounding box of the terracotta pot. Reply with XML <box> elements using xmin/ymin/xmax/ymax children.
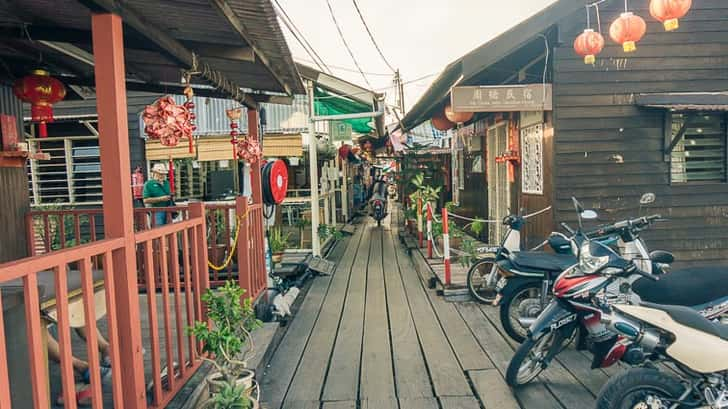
<box><xmin>272</xmin><ymin>253</ymin><xmax>283</xmax><ymax>263</ymax></box>
<box><xmin>204</xmin><ymin>369</ymin><xmax>258</xmax><ymax>408</ymax></box>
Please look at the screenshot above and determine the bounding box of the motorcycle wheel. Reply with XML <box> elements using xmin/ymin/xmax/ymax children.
<box><xmin>505</xmin><ymin>331</ymin><xmax>557</xmax><ymax>386</ymax></box>
<box><xmin>377</xmin><ymin>218</ymin><xmax>381</xmax><ymax>227</ymax></box>
<box><xmin>500</xmin><ymin>281</ymin><xmax>547</xmax><ymax>343</ymax></box>
<box><xmin>596</xmin><ymin>368</ymin><xmax>686</xmax><ymax>409</ymax></box>
<box><xmin>466</xmin><ymin>256</ymin><xmax>498</xmax><ymax>304</ymax></box>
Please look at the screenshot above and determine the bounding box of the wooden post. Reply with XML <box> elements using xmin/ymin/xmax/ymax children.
<box><xmin>306</xmin><ymin>80</ymin><xmax>321</xmax><ymax>256</ymax></box>
<box><xmin>443</xmin><ymin>208</ymin><xmax>451</xmax><ymax>286</ymax></box>
<box><xmin>91</xmin><ymin>13</ymin><xmax>146</xmax><ymax>408</ymax></box>
<box><xmin>322</xmin><ymin>166</ymin><xmax>330</xmax><ymax>229</ymax></box>
<box><xmin>235</xmin><ymin>197</ymin><xmax>251</xmax><ymax>294</ymax></box>
<box><xmin>341</xmin><ymin>156</ymin><xmax>349</xmax><ymax>222</ymax></box>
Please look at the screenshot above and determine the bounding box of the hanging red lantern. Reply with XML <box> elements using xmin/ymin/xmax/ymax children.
<box><xmin>13</xmin><ymin>69</ymin><xmax>67</xmax><ymax>137</ymax></box>
<box><xmin>649</xmin><ymin>0</ymin><xmax>691</xmax><ymax>31</ymax></box>
<box><xmin>444</xmin><ymin>104</ymin><xmax>473</xmax><ymax>124</ymax></box>
<box><xmin>574</xmin><ymin>29</ymin><xmax>605</xmax><ymax>64</ymax></box>
<box><xmin>609</xmin><ymin>12</ymin><xmax>647</xmax><ymax>53</ymax></box>
<box><xmin>226</xmin><ymin>108</ymin><xmax>242</xmax><ymax>158</ymax></box>
<box><xmin>431</xmin><ymin>110</ymin><xmax>455</xmax><ymax>131</ymax></box>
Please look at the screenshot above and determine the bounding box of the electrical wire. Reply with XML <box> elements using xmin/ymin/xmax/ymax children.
<box><xmin>351</xmin><ymin>0</ymin><xmax>396</xmax><ymax>73</ymax></box>
<box><xmin>295</xmin><ymin>58</ymin><xmax>392</xmax><ymax>77</ymax></box>
<box><xmin>324</xmin><ymin>0</ymin><xmax>373</xmax><ymax>88</ymax></box>
<box><xmin>273</xmin><ymin>0</ymin><xmax>331</xmax><ymax>74</ymax></box>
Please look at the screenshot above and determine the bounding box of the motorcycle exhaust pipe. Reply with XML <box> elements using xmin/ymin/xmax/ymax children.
<box><xmin>602</xmin><ymin>312</ymin><xmax>661</xmax><ymax>352</ymax></box>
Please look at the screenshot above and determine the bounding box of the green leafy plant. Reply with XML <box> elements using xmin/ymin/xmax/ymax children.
<box><xmin>459</xmin><ymin>238</ymin><xmax>478</xmax><ymax>268</ymax></box>
<box><xmin>294</xmin><ymin>218</ymin><xmax>311</xmax><ymax>249</ymax></box>
<box><xmin>202</xmin><ymin>383</ymin><xmax>251</xmax><ymax>409</ymax></box>
<box><xmin>188</xmin><ymin>281</ymin><xmax>261</xmax><ymax>407</ymax></box>
<box><xmin>268</xmin><ymin>227</ymin><xmax>290</xmax><ymax>254</ymax></box>
<box><xmin>318</xmin><ymin>223</ymin><xmax>331</xmax><ymax>241</ymax></box>
<box><xmin>469</xmin><ymin>219</ymin><xmax>485</xmax><ymax>238</ymax></box>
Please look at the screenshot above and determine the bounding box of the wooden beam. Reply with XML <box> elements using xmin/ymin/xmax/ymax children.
<box><xmin>208</xmin><ymin>0</ymin><xmax>292</xmax><ymax>95</ymax></box>
<box><xmin>78</xmin><ymin>0</ymin><xmax>258</xmax><ymax>108</ymax></box>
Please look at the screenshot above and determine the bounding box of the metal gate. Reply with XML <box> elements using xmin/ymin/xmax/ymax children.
<box><xmin>487</xmin><ymin>122</ymin><xmax>510</xmax><ymax>244</ymax></box>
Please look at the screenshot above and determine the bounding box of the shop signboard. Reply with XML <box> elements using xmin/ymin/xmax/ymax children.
<box><xmin>330</xmin><ymin>121</ymin><xmax>352</xmax><ymax>142</ymax></box>
<box><xmin>451</xmin><ymin>84</ymin><xmax>552</xmax><ymax>112</ymax></box>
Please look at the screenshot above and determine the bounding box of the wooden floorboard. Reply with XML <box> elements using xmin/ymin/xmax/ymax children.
<box><xmin>360</xmin><ymin>227</ymin><xmax>397</xmax><ymax>400</ymax></box>
<box><xmin>439</xmin><ymin>396</ymin><xmax>481</xmax><ymax>409</ymax></box>
<box><xmin>399</xmin><ymin>397</ymin><xmax>440</xmax><ymax>409</ymax></box>
<box><xmin>259</xmin><ymin>235</ymin><xmax>351</xmax><ymax>409</ymax></box>
<box><xmin>320</xmin><ymin>227</ymin><xmax>372</xmax><ymax>402</ymax></box>
<box><xmin>281</xmin><ymin>227</ymin><xmax>365</xmax><ymax>408</ymax></box>
<box><xmin>469</xmin><ymin>369</ymin><xmax>520</xmax><ymax>409</ymax></box>
<box><xmin>385</xmin><ymin>230</ymin><xmax>434</xmax><ymax>400</ymax></box>
<box><xmin>322</xmin><ymin>401</ymin><xmax>356</xmax><ymax>409</ymax></box>
<box><xmin>395</xmin><ymin>237</ymin><xmax>474</xmax><ymax>398</ymax></box>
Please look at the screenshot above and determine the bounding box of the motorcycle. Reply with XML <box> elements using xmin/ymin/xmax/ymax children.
<box><xmin>370</xmin><ymin>179</ymin><xmax>388</xmax><ymax>226</ymax></box>
<box><xmin>496</xmin><ymin>194</ymin><xmax>670</xmax><ymax>343</ymax></box>
<box><xmin>504</xmin><ymin>198</ymin><xmax>728</xmax><ymax>387</ymax></box>
<box><xmin>596</xmin><ymin>302</ymin><xmax>728</xmax><ymax>409</ymax></box>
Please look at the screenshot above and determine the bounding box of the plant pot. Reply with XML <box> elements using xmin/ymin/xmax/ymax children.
<box><xmin>272</xmin><ymin>252</ymin><xmax>283</xmax><ymax>263</ymax></box>
<box><xmin>202</xmin><ymin>369</ymin><xmax>259</xmax><ymax>408</ymax></box>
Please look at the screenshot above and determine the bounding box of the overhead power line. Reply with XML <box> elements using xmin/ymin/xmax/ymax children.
<box><xmin>323</xmin><ymin>0</ymin><xmax>373</xmax><ymax>88</ymax></box>
<box><xmin>351</xmin><ymin>0</ymin><xmax>396</xmax><ymax>73</ymax></box>
<box><xmin>273</xmin><ymin>0</ymin><xmax>331</xmax><ymax>74</ymax></box>
<box><xmin>295</xmin><ymin>58</ymin><xmax>392</xmax><ymax>77</ymax></box>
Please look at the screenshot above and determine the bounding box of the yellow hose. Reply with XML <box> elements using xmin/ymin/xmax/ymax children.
<box><xmin>207</xmin><ymin>208</ymin><xmax>251</xmax><ymax>271</ymax></box>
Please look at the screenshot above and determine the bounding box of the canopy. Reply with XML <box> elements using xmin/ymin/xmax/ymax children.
<box><xmin>314</xmin><ymin>87</ymin><xmax>374</xmax><ymax>134</ymax></box>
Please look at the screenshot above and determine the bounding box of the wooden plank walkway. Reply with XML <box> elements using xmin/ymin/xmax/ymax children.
<box><xmin>259</xmin><ymin>212</ymin><xmax>617</xmax><ymax>409</ymax></box>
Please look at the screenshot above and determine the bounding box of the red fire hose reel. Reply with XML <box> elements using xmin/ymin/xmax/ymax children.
<box><xmin>262</xmin><ymin>159</ymin><xmax>288</xmax><ymax>205</ymax></box>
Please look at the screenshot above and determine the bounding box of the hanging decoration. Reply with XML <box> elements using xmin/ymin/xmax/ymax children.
<box><xmin>649</xmin><ymin>0</ymin><xmax>691</xmax><ymax>31</ymax></box>
<box><xmin>182</xmin><ymin>85</ymin><xmax>196</xmax><ymax>153</ymax></box>
<box><xmin>573</xmin><ymin>4</ymin><xmax>604</xmax><ymax>64</ymax></box>
<box><xmin>143</xmin><ymin>96</ymin><xmax>193</xmax><ymax>146</ymax></box>
<box><xmin>13</xmin><ymin>69</ymin><xmax>67</xmax><ymax>138</ymax></box>
<box><xmin>226</xmin><ymin>108</ymin><xmax>241</xmax><ymax>158</ymax></box>
<box><xmin>609</xmin><ymin>1</ymin><xmax>646</xmax><ymax>53</ymax></box>
<box><xmin>431</xmin><ymin>110</ymin><xmax>455</xmax><ymax>131</ymax></box>
<box><xmin>444</xmin><ymin>104</ymin><xmax>473</xmax><ymax>124</ymax></box>
<box><xmin>338</xmin><ymin>144</ymin><xmax>352</xmax><ymax>161</ymax></box>
<box><xmin>494</xmin><ymin>117</ymin><xmax>521</xmax><ymax>183</ymax></box>
<box><xmin>168</xmin><ymin>158</ymin><xmax>176</xmax><ymax>195</ymax></box>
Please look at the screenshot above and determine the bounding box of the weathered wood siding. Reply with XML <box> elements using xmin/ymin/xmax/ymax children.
<box><xmin>0</xmin><ymin>84</ymin><xmax>29</xmax><ymax>262</ymax></box>
<box><xmin>553</xmin><ymin>0</ymin><xmax>728</xmax><ymax>266</ymax></box>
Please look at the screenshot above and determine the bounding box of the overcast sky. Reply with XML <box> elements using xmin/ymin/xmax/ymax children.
<box><xmin>277</xmin><ymin>0</ymin><xmax>558</xmax><ymax>110</ymax></box>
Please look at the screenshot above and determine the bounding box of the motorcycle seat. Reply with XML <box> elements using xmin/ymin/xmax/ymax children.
<box><xmin>633</xmin><ymin>267</ymin><xmax>728</xmax><ymax>307</ymax></box>
<box><xmin>509</xmin><ymin>251</ymin><xmax>576</xmax><ymax>273</ymax></box>
<box><xmin>640</xmin><ymin>302</ymin><xmax>728</xmax><ymax>341</ymax></box>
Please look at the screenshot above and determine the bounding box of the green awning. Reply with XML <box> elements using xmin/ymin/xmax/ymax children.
<box><xmin>314</xmin><ymin>87</ymin><xmax>374</xmax><ymax>134</ymax></box>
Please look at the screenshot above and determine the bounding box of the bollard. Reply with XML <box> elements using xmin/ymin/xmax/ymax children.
<box><xmin>426</xmin><ymin>203</ymin><xmax>433</xmax><ymax>259</ymax></box>
<box><xmin>417</xmin><ymin>198</ymin><xmax>423</xmax><ymax>248</ymax></box>
<box><xmin>443</xmin><ymin>208</ymin><xmax>451</xmax><ymax>286</ymax></box>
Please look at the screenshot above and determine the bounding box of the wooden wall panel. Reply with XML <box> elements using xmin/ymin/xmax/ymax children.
<box><xmin>553</xmin><ymin>0</ymin><xmax>728</xmax><ymax>266</ymax></box>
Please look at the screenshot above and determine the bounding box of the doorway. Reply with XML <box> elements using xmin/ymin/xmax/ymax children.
<box><xmin>487</xmin><ymin>122</ymin><xmax>510</xmax><ymax>244</ymax></box>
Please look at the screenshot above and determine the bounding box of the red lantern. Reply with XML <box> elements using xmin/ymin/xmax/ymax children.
<box><xmin>431</xmin><ymin>110</ymin><xmax>455</xmax><ymax>131</ymax></box>
<box><xmin>609</xmin><ymin>12</ymin><xmax>647</xmax><ymax>53</ymax></box>
<box><xmin>649</xmin><ymin>0</ymin><xmax>691</xmax><ymax>31</ymax></box>
<box><xmin>573</xmin><ymin>29</ymin><xmax>605</xmax><ymax>64</ymax></box>
<box><xmin>444</xmin><ymin>104</ymin><xmax>473</xmax><ymax>124</ymax></box>
<box><xmin>13</xmin><ymin>69</ymin><xmax>67</xmax><ymax>137</ymax></box>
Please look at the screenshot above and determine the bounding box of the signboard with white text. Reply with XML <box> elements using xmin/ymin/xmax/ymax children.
<box><xmin>451</xmin><ymin>84</ymin><xmax>552</xmax><ymax>112</ymax></box>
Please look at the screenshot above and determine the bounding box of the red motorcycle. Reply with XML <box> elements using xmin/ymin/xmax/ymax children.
<box><xmin>505</xmin><ymin>198</ymin><xmax>728</xmax><ymax>387</ymax></box>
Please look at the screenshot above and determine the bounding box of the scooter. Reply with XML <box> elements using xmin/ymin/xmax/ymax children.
<box><xmin>504</xmin><ymin>198</ymin><xmax>728</xmax><ymax>387</ymax></box>
<box><xmin>370</xmin><ymin>179</ymin><xmax>388</xmax><ymax>227</ymax></box>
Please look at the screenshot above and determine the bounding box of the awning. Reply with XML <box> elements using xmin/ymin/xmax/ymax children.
<box><xmin>314</xmin><ymin>87</ymin><xmax>374</xmax><ymax>134</ymax></box>
<box><xmin>635</xmin><ymin>92</ymin><xmax>728</xmax><ymax>111</ymax></box>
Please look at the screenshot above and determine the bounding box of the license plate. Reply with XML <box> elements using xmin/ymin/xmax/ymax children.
<box><xmin>496</xmin><ymin>277</ymin><xmax>508</xmax><ymax>291</ymax></box>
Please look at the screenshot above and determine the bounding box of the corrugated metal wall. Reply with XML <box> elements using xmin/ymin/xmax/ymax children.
<box><xmin>0</xmin><ymin>84</ymin><xmax>30</xmax><ymax>262</ymax></box>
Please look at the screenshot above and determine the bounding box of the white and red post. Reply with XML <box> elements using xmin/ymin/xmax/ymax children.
<box><xmin>442</xmin><ymin>208</ymin><xmax>451</xmax><ymax>286</ymax></box>
<box><xmin>417</xmin><ymin>198</ymin><xmax>423</xmax><ymax>248</ymax></box>
<box><xmin>426</xmin><ymin>203</ymin><xmax>433</xmax><ymax>259</ymax></box>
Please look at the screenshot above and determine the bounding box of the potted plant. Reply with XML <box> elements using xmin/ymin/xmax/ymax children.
<box><xmin>458</xmin><ymin>238</ymin><xmax>478</xmax><ymax>268</ymax></box>
<box><xmin>188</xmin><ymin>281</ymin><xmax>262</xmax><ymax>408</ymax></box>
<box><xmin>294</xmin><ymin>218</ymin><xmax>311</xmax><ymax>249</ymax></box>
<box><xmin>268</xmin><ymin>227</ymin><xmax>290</xmax><ymax>264</ymax></box>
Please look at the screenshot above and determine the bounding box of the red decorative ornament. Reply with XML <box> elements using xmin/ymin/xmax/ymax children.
<box><xmin>226</xmin><ymin>108</ymin><xmax>242</xmax><ymax>158</ymax></box>
<box><xmin>338</xmin><ymin>144</ymin><xmax>351</xmax><ymax>160</ymax></box>
<box><xmin>609</xmin><ymin>12</ymin><xmax>647</xmax><ymax>53</ymax></box>
<box><xmin>183</xmin><ymin>85</ymin><xmax>196</xmax><ymax>153</ymax></box>
<box><xmin>574</xmin><ymin>29</ymin><xmax>605</xmax><ymax>64</ymax></box>
<box><xmin>649</xmin><ymin>0</ymin><xmax>691</xmax><ymax>31</ymax></box>
<box><xmin>142</xmin><ymin>96</ymin><xmax>193</xmax><ymax>147</ymax></box>
<box><xmin>13</xmin><ymin>69</ymin><xmax>67</xmax><ymax>137</ymax></box>
<box><xmin>444</xmin><ymin>104</ymin><xmax>473</xmax><ymax>124</ymax></box>
<box><xmin>431</xmin><ymin>110</ymin><xmax>455</xmax><ymax>131</ymax></box>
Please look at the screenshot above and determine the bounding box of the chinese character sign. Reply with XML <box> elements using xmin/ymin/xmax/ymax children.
<box><xmin>451</xmin><ymin>84</ymin><xmax>552</xmax><ymax>112</ymax></box>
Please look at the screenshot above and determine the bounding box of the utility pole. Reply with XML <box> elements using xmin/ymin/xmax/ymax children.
<box><xmin>307</xmin><ymin>80</ymin><xmax>321</xmax><ymax>256</ymax></box>
<box><xmin>394</xmin><ymin>70</ymin><xmax>405</xmax><ymax>115</ymax></box>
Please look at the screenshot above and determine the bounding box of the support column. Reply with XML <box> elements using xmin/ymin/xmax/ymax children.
<box><xmin>91</xmin><ymin>13</ymin><xmax>146</xmax><ymax>408</ymax></box>
<box><xmin>247</xmin><ymin>109</ymin><xmax>263</xmax><ymax>205</ymax></box>
<box><xmin>328</xmin><ymin>161</ymin><xmax>336</xmax><ymax>225</ymax></box>
<box><xmin>341</xmin><ymin>156</ymin><xmax>349</xmax><ymax>222</ymax></box>
<box><xmin>321</xmin><ymin>165</ymin><xmax>330</xmax><ymax>230</ymax></box>
<box><xmin>307</xmin><ymin>81</ymin><xmax>321</xmax><ymax>256</ymax></box>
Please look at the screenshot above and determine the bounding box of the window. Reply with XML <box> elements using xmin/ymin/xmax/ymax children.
<box><xmin>670</xmin><ymin>113</ymin><xmax>727</xmax><ymax>183</ymax></box>
<box><xmin>521</xmin><ymin>123</ymin><xmax>544</xmax><ymax>194</ymax></box>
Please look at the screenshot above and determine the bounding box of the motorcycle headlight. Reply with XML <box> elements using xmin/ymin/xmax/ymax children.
<box><xmin>578</xmin><ymin>242</ymin><xmax>609</xmax><ymax>274</ymax></box>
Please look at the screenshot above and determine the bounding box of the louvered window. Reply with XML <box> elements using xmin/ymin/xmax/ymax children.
<box><xmin>670</xmin><ymin>113</ymin><xmax>727</xmax><ymax>183</ymax></box>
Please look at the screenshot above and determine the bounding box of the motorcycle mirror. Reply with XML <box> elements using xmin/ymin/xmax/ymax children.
<box><xmin>581</xmin><ymin>210</ymin><xmax>598</xmax><ymax>220</ymax></box>
<box><xmin>640</xmin><ymin>193</ymin><xmax>656</xmax><ymax>205</ymax></box>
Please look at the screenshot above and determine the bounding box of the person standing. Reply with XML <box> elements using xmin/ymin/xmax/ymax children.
<box><xmin>143</xmin><ymin>163</ymin><xmax>172</xmax><ymax>226</ymax></box>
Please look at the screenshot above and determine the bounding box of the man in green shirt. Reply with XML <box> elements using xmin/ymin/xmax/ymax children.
<box><xmin>143</xmin><ymin>163</ymin><xmax>172</xmax><ymax>226</ymax></box>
